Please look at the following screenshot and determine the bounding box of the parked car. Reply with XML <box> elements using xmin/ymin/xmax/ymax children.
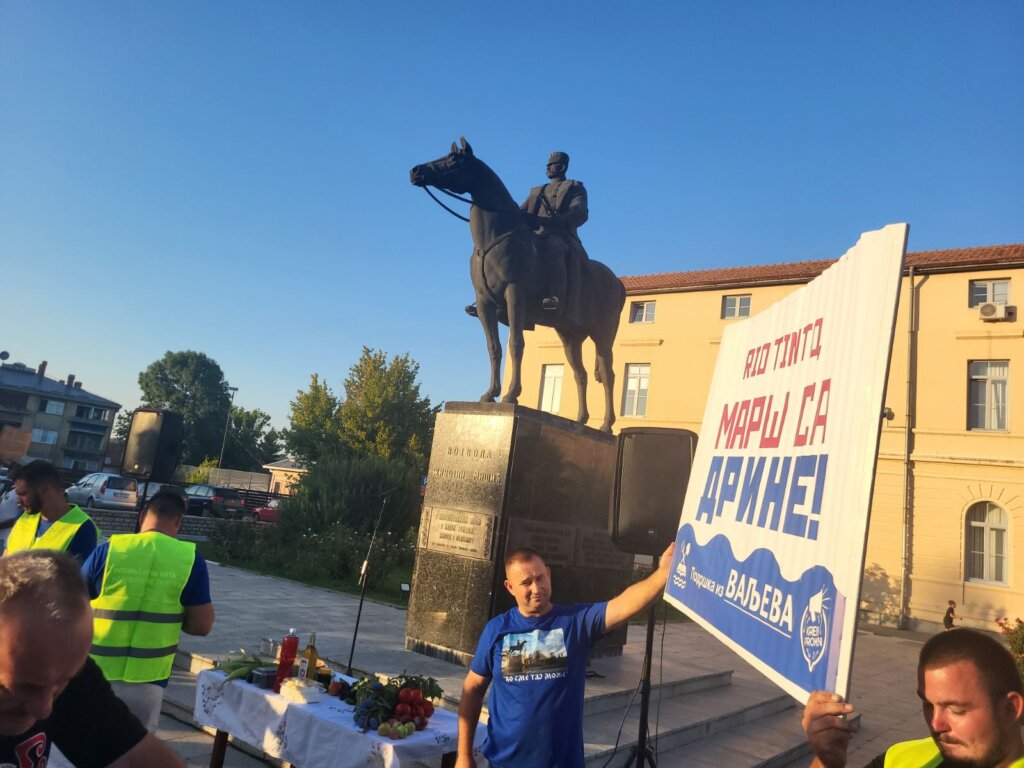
<box><xmin>135</xmin><ymin>482</ymin><xmax>189</xmax><ymax>511</ymax></box>
<box><xmin>184</xmin><ymin>484</ymin><xmax>247</xmax><ymax>518</ymax></box>
<box><xmin>65</xmin><ymin>473</ymin><xmax>138</xmax><ymax>511</ymax></box>
<box><xmin>252</xmin><ymin>498</ymin><xmax>281</xmax><ymax>524</ymax></box>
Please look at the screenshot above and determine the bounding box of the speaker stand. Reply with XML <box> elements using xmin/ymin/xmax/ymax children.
<box><xmin>621</xmin><ymin>571</ymin><xmax>660</xmax><ymax>767</ymax></box>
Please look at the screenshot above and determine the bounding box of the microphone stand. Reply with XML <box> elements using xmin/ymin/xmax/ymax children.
<box><xmin>622</xmin><ymin>552</ymin><xmax>662</xmax><ymax>767</ymax></box>
<box><xmin>346</xmin><ymin>489</ymin><xmax>392</xmax><ymax>675</ymax></box>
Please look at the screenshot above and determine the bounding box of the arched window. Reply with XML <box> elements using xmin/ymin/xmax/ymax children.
<box><xmin>966</xmin><ymin>502</ymin><xmax>1008</xmax><ymax>583</ymax></box>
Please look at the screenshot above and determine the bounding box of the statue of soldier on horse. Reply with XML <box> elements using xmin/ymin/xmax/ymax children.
<box><xmin>411</xmin><ymin>138</ymin><xmax>625</xmax><ymax>432</ymax></box>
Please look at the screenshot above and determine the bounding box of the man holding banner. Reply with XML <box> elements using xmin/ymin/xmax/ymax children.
<box><xmin>802</xmin><ymin>629</ymin><xmax>1024</xmax><ymax>768</ymax></box>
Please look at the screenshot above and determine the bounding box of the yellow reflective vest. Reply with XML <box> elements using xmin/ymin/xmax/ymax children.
<box><xmin>5</xmin><ymin>506</ymin><xmax>98</xmax><ymax>554</ymax></box>
<box><xmin>883</xmin><ymin>737</ymin><xmax>1024</xmax><ymax>767</ymax></box>
<box><xmin>89</xmin><ymin>531</ymin><xmax>196</xmax><ymax>683</ymax></box>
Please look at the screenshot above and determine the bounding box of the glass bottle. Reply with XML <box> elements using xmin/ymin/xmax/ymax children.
<box><xmin>299</xmin><ymin>632</ymin><xmax>320</xmax><ymax>680</ymax></box>
<box><xmin>273</xmin><ymin>628</ymin><xmax>299</xmax><ymax>693</ymax></box>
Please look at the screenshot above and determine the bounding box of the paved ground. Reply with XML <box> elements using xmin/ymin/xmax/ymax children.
<box><xmin>156</xmin><ymin>561</ymin><xmax>935</xmax><ymax>767</ymax></box>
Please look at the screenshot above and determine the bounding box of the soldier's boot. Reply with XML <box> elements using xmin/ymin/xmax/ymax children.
<box><xmin>465</xmin><ymin>303</ymin><xmax>479</xmax><ymax>318</ymax></box>
<box><xmin>541</xmin><ymin>297</ymin><xmax>559</xmax><ymax>311</ymax></box>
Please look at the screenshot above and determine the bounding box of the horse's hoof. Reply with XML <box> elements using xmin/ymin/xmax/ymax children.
<box><xmin>479</xmin><ymin>394</ymin><xmax>497</xmax><ymax>403</ymax></box>
<box><xmin>600</xmin><ymin>423</ymin><xmax>613</xmax><ymax>434</ymax></box>
<box><xmin>502</xmin><ymin>395</ymin><xmax>519</xmax><ymax>405</ymax></box>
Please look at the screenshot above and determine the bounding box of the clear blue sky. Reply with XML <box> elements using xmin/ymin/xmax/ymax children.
<box><xmin>2</xmin><ymin>2</ymin><xmax>1022</xmax><ymax>429</ymax></box>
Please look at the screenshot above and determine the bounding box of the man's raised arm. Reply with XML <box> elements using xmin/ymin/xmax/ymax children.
<box><xmin>604</xmin><ymin>542</ymin><xmax>674</xmax><ymax>632</ymax></box>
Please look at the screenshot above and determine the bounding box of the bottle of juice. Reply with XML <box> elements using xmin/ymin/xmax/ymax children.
<box><xmin>298</xmin><ymin>632</ymin><xmax>320</xmax><ymax>680</ymax></box>
<box><xmin>273</xmin><ymin>628</ymin><xmax>299</xmax><ymax>693</ymax></box>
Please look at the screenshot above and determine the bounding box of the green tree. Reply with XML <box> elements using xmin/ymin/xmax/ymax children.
<box><xmin>137</xmin><ymin>351</ymin><xmax>231</xmax><ymax>464</ymax></box>
<box><xmin>222</xmin><ymin>406</ymin><xmax>282</xmax><ymax>471</ymax></box>
<box><xmin>338</xmin><ymin>347</ymin><xmax>439</xmax><ymax>474</ymax></box>
<box><xmin>281</xmin><ymin>374</ymin><xmax>343</xmax><ymax>464</ymax></box>
<box><xmin>186</xmin><ymin>457</ymin><xmax>219</xmax><ymax>485</ymax></box>
<box><xmin>113</xmin><ymin>411</ymin><xmax>133</xmax><ymax>443</ymax></box>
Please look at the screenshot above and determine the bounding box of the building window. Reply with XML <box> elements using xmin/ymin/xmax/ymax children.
<box><xmin>969</xmin><ymin>279</ymin><xmax>1010</xmax><ymax>307</ymax></box>
<box><xmin>622</xmin><ymin>364</ymin><xmax>650</xmax><ymax>417</ymax></box>
<box><xmin>74</xmin><ymin>405</ymin><xmax>109</xmax><ymax>421</ymax></box>
<box><xmin>37</xmin><ymin>399</ymin><xmax>65</xmax><ymax>416</ymax></box>
<box><xmin>31</xmin><ymin>428</ymin><xmax>59</xmax><ymax>445</ymax></box>
<box><xmin>968</xmin><ymin>361</ymin><xmax>1008</xmax><ymax>431</ymax></box>
<box><xmin>721</xmin><ymin>294</ymin><xmax>751</xmax><ymax>319</ymax></box>
<box><xmin>539</xmin><ymin>364</ymin><xmax>564</xmax><ymax>414</ymax></box>
<box><xmin>66</xmin><ymin>431</ymin><xmax>102</xmax><ymax>451</ymax></box>
<box><xmin>966</xmin><ymin>502</ymin><xmax>1007</xmax><ymax>583</ymax></box>
<box><xmin>629</xmin><ymin>301</ymin><xmax>656</xmax><ymax>324</ymax></box>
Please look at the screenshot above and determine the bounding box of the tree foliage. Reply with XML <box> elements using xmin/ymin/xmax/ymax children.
<box><xmin>137</xmin><ymin>351</ymin><xmax>231</xmax><ymax>464</ymax></box>
<box><xmin>281</xmin><ymin>374</ymin><xmax>343</xmax><ymax>465</ymax></box>
<box><xmin>222</xmin><ymin>406</ymin><xmax>282</xmax><ymax>471</ymax></box>
<box><xmin>113</xmin><ymin>411</ymin><xmax>132</xmax><ymax>443</ymax></box>
<box><xmin>338</xmin><ymin>347</ymin><xmax>438</xmax><ymax>474</ymax></box>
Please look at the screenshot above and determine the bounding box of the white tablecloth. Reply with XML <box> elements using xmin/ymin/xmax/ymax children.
<box><xmin>194</xmin><ymin>670</ymin><xmax>481</xmax><ymax>768</ymax></box>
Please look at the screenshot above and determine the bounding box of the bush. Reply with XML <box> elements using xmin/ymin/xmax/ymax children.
<box><xmin>996</xmin><ymin>617</ymin><xmax>1024</xmax><ymax>680</ymax></box>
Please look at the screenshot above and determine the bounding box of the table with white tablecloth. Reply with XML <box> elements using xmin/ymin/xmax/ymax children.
<box><xmin>194</xmin><ymin>669</ymin><xmax>483</xmax><ymax>768</ymax></box>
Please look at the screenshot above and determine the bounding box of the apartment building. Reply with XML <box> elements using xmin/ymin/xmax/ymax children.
<box><xmin>0</xmin><ymin>360</ymin><xmax>120</xmax><ymax>472</ymax></box>
<box><xmin>514</xmin><ymin>243</ymin><xmax>1024</xmax><ymax>629</ymax></box>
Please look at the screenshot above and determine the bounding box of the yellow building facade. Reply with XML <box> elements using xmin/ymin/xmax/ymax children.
<box><xmin>512</xmin><ymin>244</ymin><xmax>1024</xmax><ymax>630</ymax></box>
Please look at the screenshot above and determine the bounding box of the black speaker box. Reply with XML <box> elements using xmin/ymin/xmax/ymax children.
<box><xmin>609</xmin><ymin>427</ymin><xmax>698</xmax><ymax>555</ymax></box>
<box><xmin>121</xmin><ymin>409</ymin><xmax>184</xmax><ymax>482</ymax></box>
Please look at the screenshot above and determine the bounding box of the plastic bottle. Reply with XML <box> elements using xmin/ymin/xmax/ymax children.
<box><xmin>299</xmin><ymin>632</ymin><xmax>320</xmax><ymax>680</ymax></box>
<box><xmin>273</xmin><ymin>628</ymin><xmax>300</xmax><ymax>693</ymax></box>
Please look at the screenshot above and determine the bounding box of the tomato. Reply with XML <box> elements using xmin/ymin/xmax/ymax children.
<box><xmin>411</xmin><ymin>704</ymin><xmax>424</xmax><ymax>719</ymax></box>
<box><xmin>413</xmin><ymin>715</ymin><xmax>427</xmax><ymax>731</ymax></box>
<box><xmin>410</xmin><ymin>688</ymin><xmax>423</xmax><ymax>703</ymax></box>
<box><xmin>394</xmin><ymin>702</ymin><xmax>411</xmax><ymax>717</ymax></box>
<box><xmin>398</xmin><ymin>687</ymin><xmax>414</xmax><ymax>704</ymax></box>
<box><xmin>421</xmin><ymin>700</ymin><xmax>435</xmax><ymax>717</ymax></box>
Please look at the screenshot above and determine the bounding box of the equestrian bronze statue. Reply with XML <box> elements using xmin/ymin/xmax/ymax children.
<box><xmin>410</xmin><ymin>138</ymin><xmax>625</xmax><ymax>432</ymax></box>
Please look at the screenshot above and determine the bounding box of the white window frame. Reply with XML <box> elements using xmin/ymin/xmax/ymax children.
<box><xmin>38</xmin><ymin>399</ymin><xmax>65</xmax><ymax>416</ymax></box>
<box><xmin>629</xmin><ymin>301</ymin><xmax>656</xmax><ymax>324</ymax></box>
<box><xmin>722</xmin><ymin>294</ymin><xmax>751</xmax><ymax>319</ymax></box>
<box><xmin>539</xmin><ymin>364</ymin><xmax>564</xmax><ymax>414</ymax></box>
<box><xmin>31</xmin><ymin>427</ymin><xmax>59</xmax><ymax>445</ymax></box>
<box><xmin>968</xmin><ymin>278</ymin><xmax>1010</xmax><ymax>308</ymax></box>
<box><xmin>965</xmin><ymin>501</ymin><xmax>1008</xmax><ymax>584</ymax></box>
<box><xmin>967</xmin><ymin>360</ymin><xmax>1008</xmax><ymax>431</ymax></box>
<box><xmin>621</xmin><ymin>364</ymin><xmax>650</xmax><ymax>418</ymax></box>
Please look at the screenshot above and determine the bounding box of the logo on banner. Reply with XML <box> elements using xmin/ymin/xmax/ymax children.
<box><xmin>671</xmin><ymin>543</ymin><xmax>691</xmax><ymax>590</ymax></box>
<box><xmin>799</xmin><ymin>585</ymin><xmax>831</xmax><ymax>672</ymax></box>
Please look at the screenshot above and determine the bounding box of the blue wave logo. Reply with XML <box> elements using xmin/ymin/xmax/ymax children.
<box><xmin>672</xmin><ymin>542</ymin><xmax>691</xmax><ymax>591</ymax></box>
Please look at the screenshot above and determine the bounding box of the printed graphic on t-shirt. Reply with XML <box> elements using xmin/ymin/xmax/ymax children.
<box><xmin>500</xmin><ymin>629</ymin><xmax>568</xmax><ymax>681</ymax></box>
<box><xmin>0</xmin><ymin>730</ymin><xmax>48</xmax><ymax>767</ymax></box>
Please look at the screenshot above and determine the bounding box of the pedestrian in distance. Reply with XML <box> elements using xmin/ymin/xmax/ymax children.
<box><xmin>944</xmin><ymin>600</ymin><xmax>957</xmax><ymax>631</ymax></box>
<box><xmin>802</xmin><ymin>628</ymin><xmax>1024</xmax><ymax>768</ymax></box>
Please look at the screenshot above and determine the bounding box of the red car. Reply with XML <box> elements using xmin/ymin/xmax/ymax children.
<box><xmin>253</xmin><ymin>498</ymin><xmax>281</xmax><ymax>524</ymax></box>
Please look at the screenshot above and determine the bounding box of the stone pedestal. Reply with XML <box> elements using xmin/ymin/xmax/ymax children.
<box><xmin>405</xmin><ymin>402</ymin><xmax>633</xmax><ymax>666</ymax></box>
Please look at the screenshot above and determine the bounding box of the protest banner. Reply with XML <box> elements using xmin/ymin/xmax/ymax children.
<box><xmin>663</xmin><ymin>223</ymin><xmax>908</xmax><ymax>702</ymax></box>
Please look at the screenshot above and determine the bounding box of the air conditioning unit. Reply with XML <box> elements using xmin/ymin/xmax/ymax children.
<box><xmin>978</xmin><ymin>301</ymin><xmax>1007</xmax><ymax>321</ymax></box>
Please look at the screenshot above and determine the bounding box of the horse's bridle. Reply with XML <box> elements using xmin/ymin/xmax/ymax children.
<box><xmin>423</xmin><ymin>185</ymin><xmax>474</xmax><ymax>223</ymax></box>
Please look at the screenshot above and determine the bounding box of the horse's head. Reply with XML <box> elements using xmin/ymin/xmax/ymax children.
<box><xmin>410</xmin><ymin>137</ymin><xmax>477</xmax><ymax>194</ymax></box>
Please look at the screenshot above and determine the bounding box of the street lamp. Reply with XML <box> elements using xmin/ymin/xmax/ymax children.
<box><xmin>218</xmin><ymin>386</ymin><xmax>239</xmax><ymax>468</ymax></box>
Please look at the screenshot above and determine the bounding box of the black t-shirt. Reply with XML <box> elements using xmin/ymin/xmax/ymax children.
<box><xmin>0</xmin><ymin>657</ymin><xmax>147</xmax><ymax>767</ymax></box>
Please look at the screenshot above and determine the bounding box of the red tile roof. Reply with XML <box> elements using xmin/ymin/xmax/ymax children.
<box><xmin>621</xmin><ymin>244</ymin><xmax>1024</xmax><ymax>294</ymax></box>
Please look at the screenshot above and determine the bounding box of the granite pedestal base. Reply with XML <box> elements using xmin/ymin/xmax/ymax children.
<box><xmin>405</xmin><ymin>402</ymin><xmax>633</xmax><ymax>666</ymax></box>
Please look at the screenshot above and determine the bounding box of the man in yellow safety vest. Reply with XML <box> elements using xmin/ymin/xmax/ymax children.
<box><xmin>5</xmin><ymin>460</ymin><xmax>99</xmax><ymax>561</ymax></box>
<box><xmin>82</xmin><ymin>491</ymin><xmax>214</xmax><ymax>732</ymax></box>
<box><xmin>803</xmin><ymin>628</ymin><xmax>1024</xmax><ymax>768</ymax></box>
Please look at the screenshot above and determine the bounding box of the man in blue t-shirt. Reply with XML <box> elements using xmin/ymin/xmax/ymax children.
<box><xmin>456</xmin><ymin>542</ymin><xmax>674</xmax><ymax>768</ymax></box>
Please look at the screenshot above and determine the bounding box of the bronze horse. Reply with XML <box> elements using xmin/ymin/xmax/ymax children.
<box><xmin>411</xmin><ymin>138</ymin><xmax>625</xmax><ymax>432</ymax></box>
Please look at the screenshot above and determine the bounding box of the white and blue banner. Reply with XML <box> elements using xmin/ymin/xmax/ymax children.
<box><xmin>664</xmin><ymin>224</ymin><xmax>908</xmax><ymax>702</ymax></box>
